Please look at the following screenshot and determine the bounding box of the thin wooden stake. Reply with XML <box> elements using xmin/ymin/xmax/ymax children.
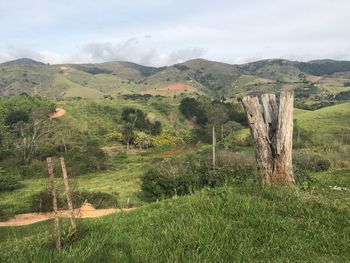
<box><xmin>212</xmin><ymin>126</ymin><xmax>216</xmax><ymax>171</ymax></box>
<box><xmin>47</xmin><ymin>157</ymin><xmax>61</xmax><ymax>251</ymax></box>
<box><xmin>60</xmin><ymin>156</ymin><xmax>76</xmax><ymax>231</ymax></box>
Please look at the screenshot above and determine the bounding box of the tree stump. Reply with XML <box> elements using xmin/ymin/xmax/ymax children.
<box><xmin>241</xmin><ymin>92</ymin><xmax>295</xmax><ymax>186</ymax></box>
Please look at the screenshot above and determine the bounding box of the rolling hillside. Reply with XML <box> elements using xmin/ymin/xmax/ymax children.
<box><xmin>1</xmin><ymin>58</ymin><xmax>350</xmax><ymax>100</ymax></box>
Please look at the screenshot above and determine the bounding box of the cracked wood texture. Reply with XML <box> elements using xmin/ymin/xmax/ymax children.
<box><xmin>242</xmin><ymin>92</ymin><xmax>295</xmax><ymax>186</ymax></box>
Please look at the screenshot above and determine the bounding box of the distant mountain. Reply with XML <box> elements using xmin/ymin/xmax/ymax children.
<box><xmin>0</xmin><ymin>57</ymin><xmax>350</xmax><ymax>100</ymax></box>
<box><xmin>0</xmin><ymin>58</ymin><xmax>45</xmax><ymax>67</ymax></box>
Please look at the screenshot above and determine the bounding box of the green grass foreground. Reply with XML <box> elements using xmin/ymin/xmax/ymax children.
<box><xmin>1</xmin><ymin>180</ymin><xmax>349</xmax><ymax>262</ymax></box>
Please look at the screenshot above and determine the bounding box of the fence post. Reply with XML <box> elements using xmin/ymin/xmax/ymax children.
<box><xmin>60</xmin><ymin>156</ymin><xmax>76</xmax><ymax>231</ymax></box>
<box><xmin>47</xmin><ymin>157</ymin><xmax>61</xmax><ymax>251</ymax></box>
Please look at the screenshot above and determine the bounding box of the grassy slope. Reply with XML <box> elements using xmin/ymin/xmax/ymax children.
<box><xmin>1</xmin><ymin>172</ymin><xmax>349</xmax><ymax>262</ymax></box>
<box><xmin>295</xmin><ymin>102</ymin><xmax>350</xmax><ymax>139</ymax></box>
<box><xmin>56</xmin><ymin>98</ymin><xmax>191</xmax><ymax>134</ymax></box>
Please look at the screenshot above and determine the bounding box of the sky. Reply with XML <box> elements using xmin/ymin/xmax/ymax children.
<box><xmin>0</xmin><ymin>0</ymin><xmax>349</xmax><ymax>66</ymax></box>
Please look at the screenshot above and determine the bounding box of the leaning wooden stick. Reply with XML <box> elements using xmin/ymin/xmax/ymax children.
<box><xmin>47</xmin><ymin>157</ymin><xmax>61</xmax><ymax>251</ymax></box>
<box><xmin>60</xmin><ymin>156</ymin><xmax>76</xmax><ymax>231</ymax></box>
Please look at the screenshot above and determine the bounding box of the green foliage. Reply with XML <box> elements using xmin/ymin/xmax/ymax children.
<box><xmin>150</xmin><ymin>133</ymin><xmax>179</xmax><ymax>147</ymax></box>
<box><xmin>104</xmin><ymin>130</ymin><xmax>123</xmax><ymax>142</ymax></box>
<box><xmin>134</xmin><ymin>131</ymin><xmax>151</xmax><ymax>149</ymax></box>
<box><xmin>29</xmin><ymin>189</ymin><xmax>119</xmax><ymax>212</ymax></box>
<box><xmin>297</xmin><ymin>60</ymin><xmax>350</xmax><ymax>76</ymax></box>
<box><xmin>179</xmin><ymin>97</ymin><xmax>208</xmax><ymax>125</ymax></box>
<box><xmin>121</xmin><ymin>107</ymin><xmax>162</xmax><ymax>135</ymax></box>
<box><xmin>335</xmin><ymin>90</ymin><xmax>350</xmax><ymax>100</ymax></box>
<box><xmin>74</xmin><ymin>65</ymin><xmax>113</xmax><ymax>75</ymax></box>
<box><xmin>179</xmin><ymin>97</ymin><xmax>247</xmax><ymax>143</ymax></box>
<box><xmin>222</xmin><ymin>129</ymin><xmax>251</xmax><ymax>149</ymax></box>
<box><xmin>295</xmin><ymin>100</ymin><xmax>335</xmax><ymax>110</ymax></box>
<box><xmin>0</xmin><ymin>95</ymin><xmax>56</xmax><ymax>164</ymax></box>
<box><xmin>141</xmin><ymin>150</ymin><xmax>256</xmax><ymax>201</ymax></box>
<box><xmin>293</xmin><ymin>150</ymin><xmax>331</xmax><ymax>172</ymax></box>
<box><xmin>65</xmin><ymin>136</ymin><xmax>107</xmax><ymax>175</ymax></box>
<box><xmin>294</xmin><ymin>84</ymin><xmax>318</xmax><ymax>99</ymax></box>
<box><xmin>4</xmin><ymin>110</ymin><xmax>29</xmax><ymax>125</ymax></box>
<box><xmin>141</xmin><ymin>159</ymin><xmax>200</xmax><ymax>200</ymax></box>
<box><xmin>0</xmin><ymin>168</ymin><xmax>22</xmax><ymax>191</ymax></box>
<box><xmin>173</xmin><ymin>64</ymin><xmax>190</xmax><ymax>71</ymax></box>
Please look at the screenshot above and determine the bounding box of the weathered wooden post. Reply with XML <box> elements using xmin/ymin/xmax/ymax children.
<box><xmin>60</xmin><ymin>156</ymin><xmax>76</xmax><ymax>231</ymax></box>
<box><xmin>47</xmin><ymin>157</ymin><xmax>61</xmax><ymax>251</ymax></box>
<box><xmin>241</xmin><ymin>92</ymin><xmax>295</xmax><ymax>186</ymax></box>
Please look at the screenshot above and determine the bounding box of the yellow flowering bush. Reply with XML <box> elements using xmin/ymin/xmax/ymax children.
<box><xmin>104</xmin><ymin>130</ymin><xmax>123</xmax><ymax>141</ymax></box>
<box><xmin>150</xmin><ymin>133</ymin><xmax>179</xmax><ymax>147</ymax></box>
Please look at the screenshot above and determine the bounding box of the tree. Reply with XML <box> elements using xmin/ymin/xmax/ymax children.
<box><xmin>12</xmin><ymin>107</ymin><xmax>53</xmax><ymax>164</ymax></box>
<box><xmin>179</xmin><ymin>97</ymin><xmax>208</xmax><ymax>125</ymax></box>
<box><xmin>1</xmin><ymin>96</ymin><xmax>55</xmax><ymax>164</ymax></box>
<box><xmin>134</xmin><ymin>131</ymin><xmax>151</xmax><ymax>149</ymax></box>
<box><xmin>121</xmin><ymin>107</ymin><xmax>162</xmax><ymax>136</ymax></box>
<box><xmin>122</xmin><ymin>123</ymin><xmax>135</xmax><ymax>150</ymax></box>
<box><xmin>241</xmin><ymin>92</ymin><xmax>295</xmax><ymax>186</ymax></box>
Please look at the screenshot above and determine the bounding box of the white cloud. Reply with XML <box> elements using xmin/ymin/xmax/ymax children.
<box><xmin>0</xmin><ymin>0</ymin><xmax>350</xmax><ymax>65</ymax></box>
<box><xmin>0</xmin><ymin>38</ymin><xmax>207</xmax><ymax>66</ymax></box>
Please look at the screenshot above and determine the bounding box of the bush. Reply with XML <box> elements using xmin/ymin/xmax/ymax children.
<box><xmin>141</xmin><ymin>150</ymin><xmax>256</xmax><ymax>201</ymax></box>
<box><xmin>141</xmin><ymin>159</ymin><xmax>199</xmax><ymax>201</ymax></box>
<box><xmin>222</xmin><ymin>129</ymin><xmax>251</xmax><ymax>149</ymax></box>
<box><xmin>29</xmin><ymin>190</ymin><xmax>65</xmax><ymax>212</ymax></box>
<box><xmin>0</xmin><ymin>208</ymin><xmax>14</xmax><ymax>221</ymax></box>
<box><xmin>72</xmin><ymin>191</ymin><xmax>119</xmax><ymax>209</ymax></box>
<box><xmin>293</xmin><ymin>151</ymin><xmax>331</xmax><ymax>188</ymax></box>
<box><xmin>293</xmin><ymin>151</ymin><xmax>331</xmax><ymax>172</ymax></box>
<box><xmin>0</xmin><ymin>168</ymin><xmax>22</xmax><ymax>191</ymax></box>
<box><xmin>150</xmin><ymin>133</ymin><xmax>180</xmax><ymax>147</ymax></box>
<box><xmin>29</xmin><ymin>190</ymin><xmax>119</xmax><ymax>212</ymax></box>
<box><xmin>16</xmin><ymin>160</ymin><xmax>46</xmax><ymax>178</ymax></box>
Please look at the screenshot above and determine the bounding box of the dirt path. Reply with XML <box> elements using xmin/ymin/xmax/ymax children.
<box><xmin>0</xmin><ymin>205</ymin><xmax>134</xmax><ymax>227</ymax></box>
<box><xmin>49</xmin><ymin>108</ymin><xmax>66</xmax><ymax>119</ymax></box>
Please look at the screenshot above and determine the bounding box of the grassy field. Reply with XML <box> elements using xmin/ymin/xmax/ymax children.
<box><xmin>0</xmin><ymin>169</ymin><xmax>349</xmax><ymax>262</ymax></box>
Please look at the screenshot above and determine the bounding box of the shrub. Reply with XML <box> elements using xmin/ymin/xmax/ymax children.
<box><xmin>201</xmin><ymin>150</ymin><xmax>256</xmax><ymax>187</ymax></box>
<box><xmin>29</xmin><ymin>190</ymin><xmax>119</xmax><ymax>212</ymax></box>
<box><xmin>72</xmin><ymin>191</ymin><xmax>119</xmax><ymax>209</ymax></box>
<box><xmin>104</xmin><ymin>130</ymin><xmax>123</xmax><ymax>141</ymax></box>
<box><xmin>141</xmin><ymin>159</ymin><xmax>199</xmax><ymax>201</ymax></box>
<box><xmin>150</xmin><ymin>133</ymin><xmax>180</xmax><ymax>147</ymax></box>
<box><xmin>222</xmin><ymin>129</ymin><xmax>251</xmax><ymax>149</ymax></box>
<box><xmin>141</xmin><ymin>150</ymin><xmax>256</xmax><ymax>201</ymax></box>
<box><xmin>29</xmin><ymin>189</ymin><xmax>64</xmax><ymax>212</ymax></box>
<box><xmin>0</xmin><ymin>168</ymin><xmax>22</xmax><ymax>191</ymax></box>
<box><xmin>293</xmin><ymin>151</ymin><xmax>331</xmax><ymax>172</ymax></box>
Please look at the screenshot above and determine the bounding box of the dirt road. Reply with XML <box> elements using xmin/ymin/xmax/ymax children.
<box><xmin>0</xmin><ymin>204</ymin><xmax>134</xmax><ymax>227</ymax></box>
